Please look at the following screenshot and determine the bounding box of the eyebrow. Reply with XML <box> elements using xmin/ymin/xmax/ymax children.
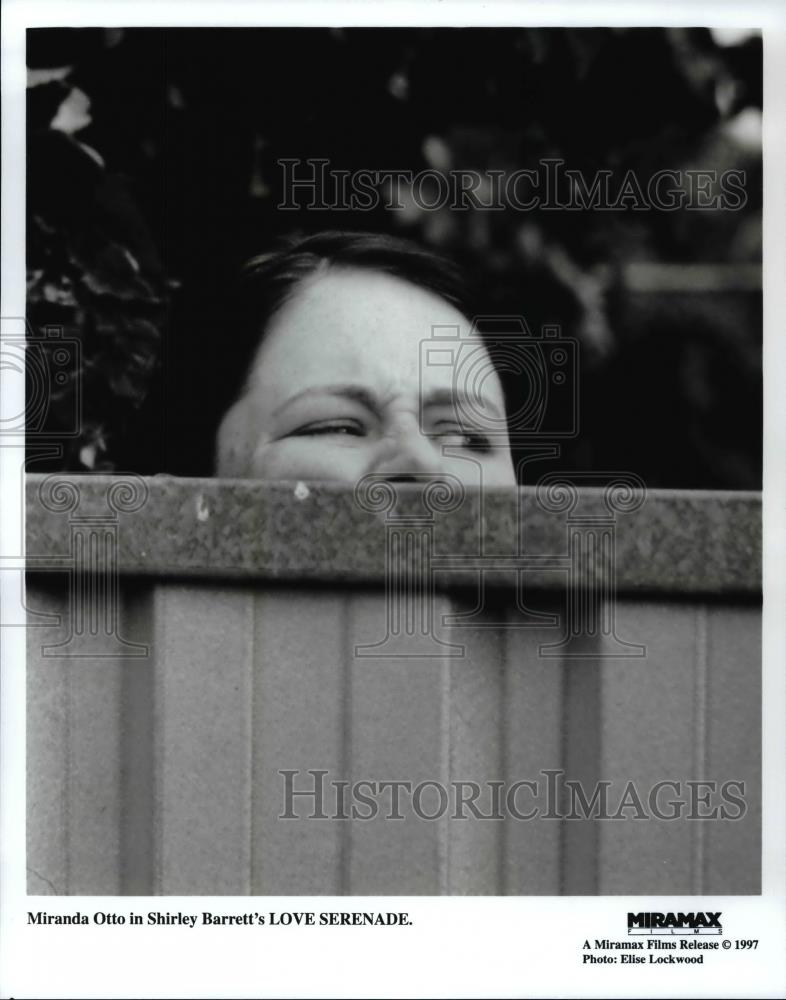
<box><xmin>272</xmin><ymin>383</ymin><xmax>504</xmax><ymax>421</ymax></box>
<box><xmin>271</xmin><ymin>384</ymin><xmax>380</xmax><ymax>418</ymax></box>
<box><xmin>423</xmin><ymin>387</ymin><xmax>504</xmax><ymax>421</ymax></box>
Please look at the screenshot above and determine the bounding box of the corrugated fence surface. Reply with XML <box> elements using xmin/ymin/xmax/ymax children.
<box><xmin>25</xmin><ymin>476</ymin><xmax>761</xmax><ymax>895</ymax></box>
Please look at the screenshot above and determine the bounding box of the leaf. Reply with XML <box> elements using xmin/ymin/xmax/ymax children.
<box><xmin>50</xmin><ymin>87</ymin><xmax>92</xmax><ymax>134</ymax></box>
<box><xmin>27</xmin><ymin>66</ymin><xmax>72</xmax><ymax>87</ymax></box>
<box><xmin>71</xmin><ymin>241</ymin><xmax>161</xmax><ymax>302</ymax></box>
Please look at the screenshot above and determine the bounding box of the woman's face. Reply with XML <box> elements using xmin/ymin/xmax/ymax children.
<box><xmin>216</xmin><ymin>267</ymin><xmax>516</xmax><ymax>489</ymax></box>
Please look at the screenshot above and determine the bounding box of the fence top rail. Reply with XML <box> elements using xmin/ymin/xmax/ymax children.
<box><xmin>24</xmin><ymin>474</ymin><xmax>761</xmax><ymax>596</ymax></box>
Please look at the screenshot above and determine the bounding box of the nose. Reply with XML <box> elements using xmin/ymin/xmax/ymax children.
<box><xmin>370</xmin><ymin>424</ymin><xmax>444</xmax><ymax>482</ymax></box>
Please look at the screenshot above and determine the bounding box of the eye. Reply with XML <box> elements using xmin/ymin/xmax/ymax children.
<box><xmin>290</xmin><ymin>419</ymin><xmax>366</xmax><ymax>438</ymax></box>
<box><xmin>459</xmin><ymin>432</ymin><xmax>493</xmax><ymax>454</ymax></box>
<box><xmin>432</xmin><ymin>424</ymin><xmax>493</xmax><ymax>454</ymax></box>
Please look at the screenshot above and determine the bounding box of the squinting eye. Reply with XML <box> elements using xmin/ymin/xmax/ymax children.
<box><xmin>460</xmin><ymin>432</ymin><xmax>493</xmax><ymax>454</ymax></box>
<box><xmin>291</xmin><ymin>419</ymin><xmax>366</xmax><ymax>438</ymax></box>
<box><xmin>433</xmin><ymin>426</ymin><xmax>493</xmax><ymax>454</ymax></box>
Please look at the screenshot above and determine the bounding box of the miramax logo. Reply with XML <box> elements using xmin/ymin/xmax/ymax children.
<box><xmin>627</xmin><ymin>912</ymin><xmax>723</xmax><ymax>936</ymax></box>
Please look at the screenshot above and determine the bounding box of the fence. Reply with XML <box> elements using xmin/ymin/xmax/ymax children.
<box><xmin>24</xmin><ymin>474</ymin><xmax>761</xmax><ymax>896</ymax></box>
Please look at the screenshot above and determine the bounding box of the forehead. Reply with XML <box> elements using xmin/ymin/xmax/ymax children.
<box><xmin>246</xmin><ymin>266</ymin><xmax>479</xmax><ymax>396</ymax></box>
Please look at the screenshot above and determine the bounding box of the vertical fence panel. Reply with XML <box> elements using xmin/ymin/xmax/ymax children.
<box><xmin>65</xmin><ymin>621</ymin><xmax>127</xmax><ymax>895</ymax></box>
<box><xmin>153</xmin><ymin>585</ymin><xmax>254</xmax><ymax>895</ymax></box>
<box><xmin>250</xmin><ymin>589</ymin><xmax>348</xmax><ymax>895</ymax></box>
<box><xmin>596</xmin><ymin>601</ymin><xmax>700</xmax><ymax>894</ymax></box>
<box><xmin>346</xmin><ymin>592</ymin><xmax>454</xmax><ymax>895</ymax></box>
<box><xmin>26</xmin><ymin>583</ymin><xmax>71</xmax><ymax>895</ymax></box>
<box><xmin>501</xmin><ymin>606</ymin><xmax>565</xmax><ymax>895</ymax></box>
<box><xmin>119</xmin><ymin>584</ymin><xmax>156</xmax><ymax>895</ymax></box>
<box><xmin>704</xmin><ymin>603</ymin><xmax>761</xmax><ymax>893</ymax></box>
<box><xmin>446</xmin><ymin>614</ymin><xmax>506</xmax><ymax>895</ymax></box>
<box><xmin>560</xmin><ymin>650</ymin><xmax>603</xmax><ymax>895</ymax></box>
<box><xmin>26</xmin><ymin>580</ymin><xmax>150</xmax><ymax>895</ymax></box>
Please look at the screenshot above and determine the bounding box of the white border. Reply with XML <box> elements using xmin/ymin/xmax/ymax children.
<box><xmin>2</xmin><ymin>3</ymin><xmax>785</xmax><ymax>998</ymax></box>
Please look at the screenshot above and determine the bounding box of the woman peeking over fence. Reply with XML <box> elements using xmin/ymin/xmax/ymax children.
<box><xmin>214</xmin><ymin>231</ymin><xmax>516</xmax><ymax>490</ymax></box>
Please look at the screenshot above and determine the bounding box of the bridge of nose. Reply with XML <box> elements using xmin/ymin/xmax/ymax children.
<box><xmin>371</xmin><ymin>413</ymin><xmax>442</xmax><ymax>478</ymax></box>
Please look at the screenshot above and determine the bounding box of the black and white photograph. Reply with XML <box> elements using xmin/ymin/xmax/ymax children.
<box><xmin>2</xmin><ymin>4</ymin><xmax>785</xmax><ymax>999</ymax></box>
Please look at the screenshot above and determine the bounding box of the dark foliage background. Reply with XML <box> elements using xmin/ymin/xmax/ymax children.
<box><xmin>26</xmin><ymin>27</ymin><xmax>762</xmax><ymax>487</ymax></box>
